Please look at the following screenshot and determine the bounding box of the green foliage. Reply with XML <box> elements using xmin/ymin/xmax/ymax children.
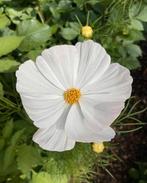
<box><xmin>61</xmin><ymin>22</ymin><xmax>81</xmax><ymax>40</ymax></box>
<box><xmin>31</xmin><ymin>172</ymin><xmax>69</xmax><ymax>183</ymax></box>
<box><xmin>2</xmin><ymin>119</ymin><xmax>14</xmax><ymax>139</ymax></box>
<box><xmin>3</xmin><ymin>144</ymin><xmax>16</xmax><ymax>171</ymax></box>
<box><xmin>0</xmin><ymin>59</ymin><xmax>20</xmax><ymax>73</ymax></box>
<box><xmin>0</xmin><ymin>14</ymin><xmax>10</xmax><ymax>29</ymax></box>
<box><xmin>0</xmin><ymin>36</ymin><xmax>24</xmax><ymax>57</ymax></box>
<box><xmin>17</xmin><ymin>145</ymin><xmax>42</xmax><ymax>175</ymax></box>
<box><xmin>17</xmin><ymin>19</ymin><xmax>51</xmax><ymax>51</ymax></box>
<box><xmin>0</xmin><ymin>0</ymin><xmax>146</xmax><ymax>70</ymax></box>
<box><xmin>137</xmin><ymin>6</ymin><xmax>147</xmax><ymax>22</ymax></box>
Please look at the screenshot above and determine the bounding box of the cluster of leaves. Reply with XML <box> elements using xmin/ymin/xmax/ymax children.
<box><xmin>0</xmin><ymin>0</ymin><xmax>147</xmax><ymax>68</ymax></box>
<box><xmin>0</xmin><ymin>0</ymin><xmax>147</xmax><ymax>182</ymax></box>
<box><xmin>0</xmin><ymin>114</ymin><xmax>107</xmax><ymax>183</ymax></box>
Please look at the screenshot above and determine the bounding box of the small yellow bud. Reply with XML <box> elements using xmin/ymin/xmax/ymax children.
<box><xmin>81</xmin><ymin>25</ymin><xmax>93</xmax><ymax>38</ymax></box>
<box><xmin>92</xmin><ymin>142</ymin><xmax>105</xmax><ymax>153</ymax></box>
<box><xmin>122</xmin><ymin>27</ymin><xmax>129</xmax><ymax>35</ymax></box>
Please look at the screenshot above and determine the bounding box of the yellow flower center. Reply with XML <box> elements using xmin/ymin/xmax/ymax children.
<box><xmin>64</xmin><ymin>88</ymin><xmax>81</xmax><ymax>105</ymax></box>
<box><xmin>81</xmin><ymin>25</ymin><xmax>93</xmax><ymax>38</ymax></box>
<box><xmin>92</xmin><ymin>142</ymin><xmax>105</xmax><ymax>153</ymax></box>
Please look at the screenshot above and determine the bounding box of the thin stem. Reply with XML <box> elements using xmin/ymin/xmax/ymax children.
<box><xmin>102</xmin><ymin>167</ymin><xmax>116</xmax><ymax>180</ymax></box>
<box><xmin>128</xmin><ymin>100</ymin><xmax>141</xmax><ymax>115</ymax></box>
<box><xmin>0</xmin><ymin>97</ymin><xmax>17</xmax><ymax>109</ymax></box>
<box><xmin>127</xmin><ymin>116</ymin><xmax>145</xmax><ymax>123</ymax></box>
<box><xmin>92</xmin><ymin>16</ymin><xmax>102</xmax><ymax>26</ymax></box>
<box><xmin>115</xmin><ymin>122</ymin><xmax>146</xmax><ymax>126</ymax></box>
<box><xmin>86</xmin><ymin>11</ymin><xmax>90</xmax><ymax>25</ymax></box>
<box><xmin>116</xmin><ymin>107</ymin><xmax>147</xmax><ymax>123</ymax></box>
<box><xmin>118</xmin><ymin>97</ymin><xmax>135</xmax><ymax>118</ymax></box>
<box><xmin>129</xmin><ymin>107</ymin><xmax>147</xmax><ymax>117</ymax></box>
<box><xmin>117</xmin><ymin>126</ymin><xmax>142</xmax><ymax>134</ymax></box>
<box><xmin>75</xmin><ymin>15</ymin><xmax>82</xmax><ymax>27</ymax></box>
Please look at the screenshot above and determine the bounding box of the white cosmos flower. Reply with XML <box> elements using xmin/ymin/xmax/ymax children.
<box><xmin>16</xmin><ymin>40</ymin><xmax>133</xmax><ymax>152</ymax></box>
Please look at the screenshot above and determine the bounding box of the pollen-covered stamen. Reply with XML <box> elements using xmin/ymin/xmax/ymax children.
<box><xmin>64</xmin><ymin>88</ymin><xmax>81</xmax><ymax>105</ymax></box>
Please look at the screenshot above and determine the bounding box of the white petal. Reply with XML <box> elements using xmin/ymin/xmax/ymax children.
<box><xmin>41</xmin><ymin>45</ymin><xmax>79</xmax><ymax>88</ymax></box>
<box><xmin>33</xmin><ymin>128</ymin><xmax>75</xmax><ymax>152</ymax></box>
<box><xmin>75</xmin><ymin>40</ymin><xmax>110</xmax><ymax>88</ymax></box>
<box><xmin>79</xmin><ymin>97</ymin><xmax>124</xmax><ymax>127</ymax></box>
<box><xmin>95</xmin><ymin>101</ymin><xmax>124</xmax><ymax>124</ymax></box>
<box><xmin>33</xmin><ymin>107</ymin><xmax>75</xmax><ymax>152</ymax></box>
<box><xmin>16</xmin><ymin>60</ymin><xmax>66</xmax><ymax>128</ymax></box>
<box><xmin>16</xmin><ymin>60</ymin><xmax>63</xmax><ymax>95</ymax></box>
<box><xmin>93</xmin><ymin>127</ymin><xmax>116</xmax><ymax>142</ymax></box>
<box><xmin>83</xmin><ymin>63</ymin><xmax>133</xmax><ymax>102</ymax></box>
<box><xmin>65</xmin><ymin>104</ymin><xmax>115</xmax><ymax>142</ymax></box>
<box><xmin>21</xmin><ymin>95</ymin><xmax>67</xmax><ymax>128</ymax></box>
<box><xmin>79</xmin><ymin>98</ymin><xmax>105</xmax><ymax>130</ymax></box>
<box><xmin>36</xmin><ymin>56</ymin><xmax>65</xmax><ymax>90</ymax></box>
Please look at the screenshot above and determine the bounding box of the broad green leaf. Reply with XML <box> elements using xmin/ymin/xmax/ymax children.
<box><xmin>17</xmin><ymin>145</ymin><xmax>41</xmax><ymax>174</ymax></box>
<box><xmin>61</xmin><ymin>28</ymin><xmax>79</xmax><ymax>40</ymax></box>
<box><xmin>126</xmin><ymin>44</ymin><xmax>142</xmax><ymax>58</ymax></box>
<box><xmin>129</xmin><ymin>4</ymin><xmax>139</xmax><ymax>19</ymax></box>
<box><xmin>126</xmin><ymin>30</ymin><xmax>145</xmax><ymax>42</ymax></box>
<box><xmin>0</xmin><ymin>36</ymin><xmax>24</xmax><ymax>57</ymax></box>
<box><xmin>117</xmin><ymin>57</ymin><xmax>141</xmax><ymax>70</ymax></box>
<box><xmin>17</xmin><ymin>19</ymin><xmax>51</xmax><ymax>51</ymax></box>
<box><xmin>0</xmin><ymin>82</ymin><xmax>4</xmax><ymax>96</ymax></box>
<box><xmin>10</xmin><ymin>129</ymin><xmax>25</xmax><ymax>146</ymax></box>
<box><xmin>2</xmin><ymin>119</ymin><xmax>14</xmax><ymax>139</ymax></box>
<box><xmin>130</xmin><ymin>19</ymin><xmax>144</xmax><ymax>31</ymax></box>
<box><xmin>69</xmin><ymin>22</ymin><xmax>81</xmax><ymax>32</ymax></box>
<box><xmin>5</xmin><ymin>7</ymin><xmax>33</xmax><ymax>25</ymax></box>
<box><xmin>0</xmin><ymin>14</ymin><xmax>10</xmax><ymax>29</ymax></box>
<box><xmin>3</xmin><ymin>145</ymin><xmax>16</xmax><ymax>170</ymax></box>
<box><xmin>31</xmin><ymin>172</ymin><xmax>69</xmax><ymax>183</ymax></box>
<box><xmin>137</xmin><ymin>6</ymin><xmax>147</xmax><ymax>22</ymax></box>
<box><xmin>0</xmin><ymin>58</ymin><xmax>20</xmax><ymax>73</ymax></box>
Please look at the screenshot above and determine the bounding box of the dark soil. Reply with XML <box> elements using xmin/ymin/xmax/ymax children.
<box><xmin>93</xmin><ymin>41</ymin><xmax>147</xmax><ymax>183</ymax></box>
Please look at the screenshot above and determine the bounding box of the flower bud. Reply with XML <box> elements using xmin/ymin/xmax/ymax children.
<box><xmin>81</xmin><ymin>25</ymin><xmax>93</xmax><ymax>38</ymax></box>
<box><xmin>92</xmin><ymin>142</ymin><xmax>105</xmax><ymax>153</ymax></box>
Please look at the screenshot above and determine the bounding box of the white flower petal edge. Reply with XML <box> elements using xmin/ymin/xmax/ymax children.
<box><xmin>75</xmin><ymin>40</ymin><xmax>110</xmax><ymax>88</ymax></box>
<box><xmin>41</xmin><ymin>45</ymin><xmax>79</xmax><ymax>88</ymax></box>
<box><xmin>65</xmin><ymin>104</ymin><xmax>115</xmax><ymax>142</ymax></box>
<box><xmin>33</xmin><ymin>107</ymin><xmax>75</xmax><ymax>152</ymax></box>
<box><xmin>16</xmin><ymin>40</ymin><xmax>133</xmax><ymax>152</ymax></box>
<box><xmin>82</xmin><ymin>63</ymin><xmax>133</xmax><ymax>102</ymax></box>
<box><xmin>33</xmin><ymin>127</ymin><xmax>75</xmax><ymax>152</ymax></box>
<box><xmin>16</xmin><ymin>60</ymin><xmax>66</xmax><ymax>129</ymax></box>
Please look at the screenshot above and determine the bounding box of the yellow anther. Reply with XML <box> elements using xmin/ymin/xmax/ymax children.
<box><xmin>64</xmin><ymin>88</ymin><xmax>81</xmax><ymax>105</ymax></box>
